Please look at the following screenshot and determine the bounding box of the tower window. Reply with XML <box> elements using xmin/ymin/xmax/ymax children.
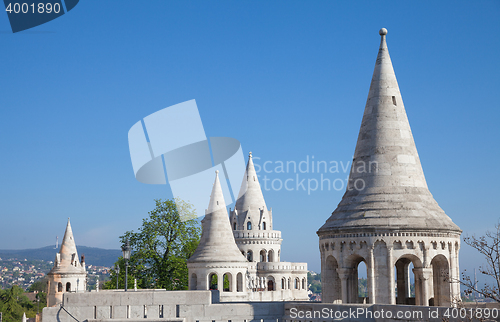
<box><xmin>58</xmin><ymin>282</ymin><xmax>63</xmax><ymax>292</ymax></box>
<box><xmin>262</xmin><ymin>222</ymin><xmax>266</xmax><ymax>230</ymax></box>
<box><xmin>66</xmin><ymin>282</ymin><xmax>71</xmax><ymax>292</ymax></box>
<box><xmin>392</xmin><ymin>96</ymin><xmax>397</xmax><ymax>106</ymax></box>
<box><xmin>233</xmin><ymin>222</ymin><xmax>236</xmax><ymax>230</ymax></box>
<box><xmin>247</xmin><ymin>222</ymin><xmax>252</xmax><ymax>230</ymax></box>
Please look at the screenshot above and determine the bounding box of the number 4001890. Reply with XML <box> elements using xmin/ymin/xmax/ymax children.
<box><xmin>5</xmin><ymin>2</ymin><xmax>61</xmax><ymax>14</ymax></box>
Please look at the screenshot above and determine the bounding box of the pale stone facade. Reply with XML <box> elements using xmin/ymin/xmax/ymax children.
<box><xmin>188</xmin><ymin>154</ymin><xmax>308</xmax><ymax>302</ymax></box>
<box><xmin>317</xmin><ymin>28</ymin><xmax>461</xmax><ymax>306</ymax></box>
<box><xmin>46</xmin><ymin>218</ymin><xmax>87</xmax><ymax>307</ymax></box>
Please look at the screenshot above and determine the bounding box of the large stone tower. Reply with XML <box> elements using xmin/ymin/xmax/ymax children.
<box><xmin>317</xmin><ymin>29</ymin><xmax>461</xmax><ymax>306</ymax></box>
<box><xmin>47</xmin><ymin>219</ymin><xmax>87</xmax><ymax>307</ymax></box>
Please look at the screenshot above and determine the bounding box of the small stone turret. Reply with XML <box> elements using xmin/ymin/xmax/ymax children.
<box><xmin>187</xmin><ymin>171</ymin><xmax>249</xmax><ymax>295</ymax></box>
<box><xmin>47</xmin><ymin>218</ymin><xmax>87</xmax><ymax>307</ymax></box>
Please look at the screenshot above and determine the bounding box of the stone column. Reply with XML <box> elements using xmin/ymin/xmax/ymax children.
<box><xmin>338</xmin><ymin>269</ymin><xmax>350</xmax><ymax>304</ymax></box>
<box><xmin>367</xmin><ymin>245</ymin><xmax>376</xmax><ymax>304</ymax></box>
<box><xmin>232</xmin><ymin>273</ymin><xmax>237</xmax><ymax>292</ymax></box>
<box><xmin>405</xmin><ymin>263</ymin><xmax>411</xmax><ymax>298</ymax></box>
<box><xmin>387</xmin><ymin>244</ymin><xmax>395</xmax><ymax>304</ymax></box>
<box><xmin>218</xmin><ymin>273</ymin><xmax>223</xmax><ymax>292</ymax></box>
<box><xmin>414</xmin><ymin>268</ymin><xmax>432</xmax><ymax>306</ymax></box>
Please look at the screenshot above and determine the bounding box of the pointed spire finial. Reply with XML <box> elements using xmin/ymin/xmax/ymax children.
<box><xmin>249</xmin><ymin>151</ymin><xmax>252</xmax><ymax>158</ymax></box>
<box><xmin>379</xmin><ymin>28</ymin><xmax>387</xmax><ymax>36</ymax></box>
<box><xmin>215</xmin><ymin>170</ymin><xmax>219</xmax><ymax>175</ymax></box>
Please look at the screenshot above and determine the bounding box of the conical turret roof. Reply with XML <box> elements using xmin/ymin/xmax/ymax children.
<box><xmin>235</xmin><ymin>152</ymin><xmax>267</xmax><ymax>212</ymax></box>
<box><xmin>318</xmin><ymin>29</ymin><xmax>460</xmax><ymax>235</ymax></box>
<box><xmin>188</xmin><ymin>171</ymin><xmax>248</xmax><ymax>263</ymax></box>
<box><xmin>48</xmin><ymin>218</ymin><xmax>86</xmax><ymax>274</ymax></box>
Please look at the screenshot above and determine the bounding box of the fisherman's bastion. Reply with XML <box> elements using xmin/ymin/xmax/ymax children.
<box><xmin>42</xmin><ymin>29</ymin><xmax>466</xmax><ymax>322</ymax></box>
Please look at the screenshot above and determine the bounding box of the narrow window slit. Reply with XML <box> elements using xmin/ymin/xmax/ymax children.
<box><xmin>392</xmin><ymin>96</ymin><xmax>397</xmax><ymax>106</ymax></box>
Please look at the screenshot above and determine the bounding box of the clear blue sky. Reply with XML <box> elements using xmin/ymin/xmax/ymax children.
<box><xmin>0</xmin><ymin>1</ymin><xmax>499</xmax><ymax>275</ymax></box>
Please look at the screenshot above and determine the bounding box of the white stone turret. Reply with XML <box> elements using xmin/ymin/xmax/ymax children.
<box><xmin>317</xmin><ymin>28</ymin><xmax>461</xmax><ymax>307</ymax></box>
<box><xmin>47</xmin><ymin>218</ymin><xmax>87</xmax><ymax>307</ymax></box>
<box><xmin>230</xmin><ymin>152</ymin><xmax>282</xmax><ymax>263</ymax></box>
<box><xmin>187</xmin><ymin>171</ymin><xmax>249</xmax><ymax>297</ymax></box>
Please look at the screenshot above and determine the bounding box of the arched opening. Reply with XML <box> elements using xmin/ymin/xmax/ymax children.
<box><xmin>260</xmin><ymin>250</ymin><xmax>267</xmax><ymax>262</ymax></box>
<box><xmin>342</xmin><ymin>254</ymin><xmax>367</xmax><ymax>304</ymax></box>
<box><xmin>267</xmin><ymin>278</ymin><xmax>274</xmax><ymax>291</ymax></box>
<box><xmin>288</xmin><ymin>277</ymin><xmax>291</xmax><ymax>290</ymax></box>
<box><xmin>302</xmin><ymin>278</ymin><xmax>306</xmax><ymax>290</ymax></box>
<box><xmin>247</xmin><ymin>221</ymin><xmax>252</xmax><ymax>230</ymax></box>
<box><xmin>395</xmin><ymin>254</ymin><xmax>422</xmax><ymax>305</ymax></box>
<box><xmin>237</xmin><ymin>273</ymin><xmax>243</xmax><ymax>292</ymax></box>
<box><xmin>247</xmin><ymin>250</ymin><xmax>253</xmax><ymax>262</ymax></box>
<box><xmin>190</xmin><ymin>273</ymin><xmax>197</xmax><ymax>290</ymax></box>
<box><xmin>268</xmin><ymin>250</ymin><xmax>274</xmax><ymax>262</ymax></box>
<box><xmin>281</xmin><ymin>277</ymin><xmax>286</xmax><ymax>290</ymax></box>
<box><xmin>323</xmin><ymin>255</ymin><xmax>341</xmax><ymax>303</ymax></box>
<box><xmin>223</xmin><ymin>273</ymin><xmax>232</xmax><ymax>292</ymax></box>
<box><xmin>262</xmin><ymin>222</ymin><xmax>266</xmax><ymax>230</ymax></box>
<box><xmin>66</xmin><ymin>282</ymin><xmax>71</xmax><ymax>292</ymax></box>
<box><xmin>233</xmin><ymin>222</ymin><xmax>236</xmax><ymax>230</ymax></box>
<box><xmin>295</xmin><ymin>278</ymin><xmax>300</xmax><ymax>289</ymax></box>
<box><xmin>431</xmin><ymin>254</ymin><xmax>451</xmax><ymax>306</ymax></box>
<box><xmin>58</xmin><ymin>282</ymin><xmax>63</xmax><ymax>292</ymax></box>
<box><xmin>208</xmin><ymin>273</ymin><xmax>218</xmax><ymax>290</ymax></box>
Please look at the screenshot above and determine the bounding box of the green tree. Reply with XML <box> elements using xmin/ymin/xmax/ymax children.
<box><xmin>104</xmin><ymin>199</ymin><xmax>201</xmax><ymax>290</ymax></box>
<box><xmin>0</xmin><ymin>285</ymin><xmax>35</xmax><ymax>322</ymax></box>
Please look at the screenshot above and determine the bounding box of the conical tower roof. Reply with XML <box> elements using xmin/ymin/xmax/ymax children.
<box><xmin>318</xmin><ymin>29</ymin><xmax>460</xmax><ymax>235</ymax></box>
<box><xmin>235</xmin><ymin>152</ymin><xmax>267</xmax><ymax>213</ymax></box>
<box><xmin>188</xmin><ymin>171</ymin><xmax>248</xmax><ymax>263</ymax></box>
<box><xmin>48</xmin><ymin>218</ymin><xmax>86</xmax><ymax>274</ymax></box>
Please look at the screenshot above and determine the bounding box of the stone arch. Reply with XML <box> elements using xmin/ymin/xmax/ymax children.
<box><xmin>190</xmin><ymin>273</ymin><xmax>197</xmax><ymax>290</ymax></box>
<box><xmin>208</xmin><ymin>273</ymin><xmax>218</xmax><ymax>290</ymax></box>
<box><xmin>233</xmin><ymin>222</ymin><xmax>237</xmax><ymax>230</ymax></box>
<box><xmin>294</xmin><ymin>277</ymin><xmax>300</xmax><ymax>289</ymax></box>
<box><xmin>281</xmin><ymin>277</ymin><xmax>286</xmax><ymax>290</ymax></box>
<box><xmin>247</xmin><ymin>221</ymin><xmax>252</xmax><ymax>230</ymax></box>
<box><xmin>302</xmin><ymin>277</ymin><xmax>306</xmax><ymax>290</ymax></box>
<box><xmin>58</xmin><ymin>282</ymin><xmax>62</xmax><ymax>292</ymax></box>
<box><xmin>262</xmin><ymin>222</ymin><xmax>266</xmax><ymax>230</ymax></box>
<box><xmin>247</xmin><ymin>250</ymin><xmax>253</xmax><ymax>262</ymax></box>
<box><xmin>344</xmin><ymin>254</ymin><xmax>367</xmax><ymax>303</ymax></box>
<box><xmin>431</xmin><ymin>254</ymin><xmax>450</xmax><ymax>306</ymax></box>
<box><xmin>268</xmin><ymin>249</ymin><xmax>274</xmax><ymax>262</ymax></box>
<box><xmin>223</xmin><ymin>273</ymin><xmax>232</xmax><ymax>292</ymax></box>
<box><xmin>260</xmin><ymin>249</ymin><xmax>267</xmax><ymax>262</ymax></box>
<box><xmin>323</xmin><ymin>255</ymin><xmax>341</xmax><ymax>303</ymax></box>
<box><xmin>267</xmin><ymin>276</ymin><xmax>275</xmax><ymax>291</ymax></box>
<box><xmin>237</xmin><ymin>272</ymin><xmax>243</xmax><ymax>292</ymax></box>
<box><xmin>395</xmin><ymin>254</ymin><xmax>423</xmax><ymax>305</ymax></box>
<box><xmin>66</xmin><ymin>282</ymin><xmax>71</xmax><ymax>292</ymax></box>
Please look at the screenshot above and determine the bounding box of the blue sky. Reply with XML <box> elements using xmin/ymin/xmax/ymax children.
<box><xmin>0</xmin><ymin>1</ymin><xmax>499</xmax><ymax>275</ymax></box>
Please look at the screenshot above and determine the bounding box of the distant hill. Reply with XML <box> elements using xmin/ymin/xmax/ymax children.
<box><xmin>0</xmin><ymin>246</ymin><xmax>121</xmax><ymax>267</ymax></box>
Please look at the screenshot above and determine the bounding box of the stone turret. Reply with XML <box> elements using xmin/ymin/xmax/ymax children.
<box><xmin>230</xmin><ymin>152</ymin><xmax>281</xmax><ymax>263</ymax></box>
<box><xmin>187</xmin><ymin>171</ymin><xmax>249</xmax><ymax>295</ymax></box>
<box><xmin>47</xmin><ymin>218</ymin><xmax>87</xmax><ymax>307</ymax></box>
<box><xmin>317</xmin><ymin>29</ymin><xmax>461</xmax><ymax>306</ymax></box>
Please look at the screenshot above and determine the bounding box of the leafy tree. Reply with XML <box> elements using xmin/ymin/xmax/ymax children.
<box><xmin>104</xmin><ymin>199</ymin><xmax>201</xmax><ymax>290</ymax></box>
<box><xmin>0</xmin><ymin>285</ymin><xmax>35</xmax><ymax>322</ymax></box>
<box><xmin>459</xmin><ymin>222</ymin><xmax>500</xmax><ymax>303</ymax></box>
